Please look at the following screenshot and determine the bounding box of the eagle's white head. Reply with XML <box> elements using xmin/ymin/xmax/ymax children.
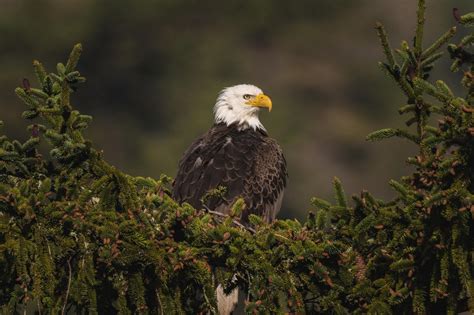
<box><xmin>214</xmin><ymin>84</ymin><xmax>272</xmax><ymax>131</ymax></box>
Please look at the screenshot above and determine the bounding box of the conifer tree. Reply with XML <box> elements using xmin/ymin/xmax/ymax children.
<box><xmin>313</xmin><ymin>2</ymin><xmax>474</xmax><ymax>313</ymax></box>
<box><xmin>0</xmin><ymin>1</ymin><xmax>472</xmax><ymax>314</ymax></box>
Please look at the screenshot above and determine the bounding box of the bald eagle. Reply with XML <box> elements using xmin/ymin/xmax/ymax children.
<box><xmin>172</xmin><ymin>84</ymin><xmax>287</xmax><ymax>314</ymax></box>
<box><xmin>172</xmin><ymin>84</ymin><xmax>287</xmax><ymax>223</ymax></box>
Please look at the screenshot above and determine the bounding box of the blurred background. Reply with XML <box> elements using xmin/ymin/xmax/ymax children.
<box><xmin>0</xmin><ymin>0</ymin><xmax>471</xmax><ymax>219</ymax></box>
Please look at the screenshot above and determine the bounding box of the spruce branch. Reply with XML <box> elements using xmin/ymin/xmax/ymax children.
<box><xmin>460</xmin><ymin>12</ymin><xmax>474</xmax><ymax>27</ymax></box>
<box><xmin>333</xmin><ymin>177</ymin><xmax>347</xmax><ymax>208</ymax></box>
<box><xmin>32</xmin><ymin>60</ymin><xmax>47</xmax><ymax>86</ymax></box>
<box><xmin>388</xmin><ymin>179</ymin><xmax>411</xmax><ymax>201</ymax></box>
<box><xmin>310</xmin><ymin>197</ymin><xmax>331</xmax><ymax>210</ymax></box>
<box><xmin>366</xmin><ymin>128</ymin><xmax>419</xmax><ymax>143</ymax></box>
<box><xmin>420</xmin><ymin>51</ymin><xmax>444</xmax><ymax>68</ymax></box>
<box><xmin>65</xmin><ymin>43</ymin><xmax>83</xmax><ymax>73</ymax></box>
<box><xmin>414</xmin><ymin>0</ymin><xmax>426</xmax><ymax>56</ymax></box>
<box><xmin>421</xmin><ymin>27</ymin><xmax>456</xmax><ymax>59</ymax></box>
<box><xmin>375</xmin><ymin>22</ymin><xmax>397</xmax><ymax>68</ymax></box>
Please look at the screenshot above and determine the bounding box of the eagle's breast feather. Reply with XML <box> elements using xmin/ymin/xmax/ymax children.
<box><xmin>172</xmin><ymin>123</ymin><xmax>287</xmax><ymax>223</ymax></box>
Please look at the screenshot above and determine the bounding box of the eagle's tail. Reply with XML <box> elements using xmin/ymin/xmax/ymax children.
<box><xmin>216</xmin><ymin>285</ymin><xmax>238</xmax><ymax>315</ymax></box>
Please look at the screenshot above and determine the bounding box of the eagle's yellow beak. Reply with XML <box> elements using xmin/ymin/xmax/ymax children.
<box><xmin>246</xmin><ymin>93</ymin><xmax>272</xmax><ymax>112</ymax></box>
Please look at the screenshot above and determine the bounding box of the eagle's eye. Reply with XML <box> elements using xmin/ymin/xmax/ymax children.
<box><xmin>243</xmin><ymin>94</ymin><xmax>252</xmax><ymax>100</ymax></box>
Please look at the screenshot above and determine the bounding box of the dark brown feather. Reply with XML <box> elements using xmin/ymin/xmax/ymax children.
<box><xmin>172</xmin><ymin>123</ymin><xmax>287</xmax><ymax>223</ymax></box>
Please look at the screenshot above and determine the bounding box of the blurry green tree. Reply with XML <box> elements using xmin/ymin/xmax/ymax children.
<box><xmin>0</xmin><ymin>1</ymin><xmax>473</xmax><ymax>314</ymax></box>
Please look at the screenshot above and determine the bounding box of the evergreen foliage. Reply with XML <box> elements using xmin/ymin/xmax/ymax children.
<box><xmin>0</xmin><ymin>45</ymin><xmax>352</xmax><ymax>315</ymax></box>
<box><xmin>0</xmin><ymin>1</ymin><xmax>473</xmax><ymax>314</ymax></box>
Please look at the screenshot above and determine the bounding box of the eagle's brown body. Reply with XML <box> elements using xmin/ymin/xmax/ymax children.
<box><xmin>172</xmin><ymin>122</ymin><xmax>287</xmax><ymax>223</ymax></box>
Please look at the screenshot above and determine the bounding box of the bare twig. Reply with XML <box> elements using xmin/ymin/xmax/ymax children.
<box><xmin>61</xmin><ymin>258</ymin><xmax>72</xmax><ymax>315</ymax></box>
<box><xmin>37</xmin><ymin>299</ymin><xmax>42</xmax><ymax>315</ymax></box>
<box><xmin>202</xmin><ymin>205</ymin><xmax>256</xmax><ymax>234</ymax></box>
<box><xmin>273</xmin><ymin>233</ymin><xmax>290</xmax><ymax>242</ymax></box>
<box><xmin>453</xmin><ymin>8</ymin><xmax>461</xmax><ymax>23</ymax></box>
<box><xmin>156</xmin><ymin>289</ymin><xmax>164</xmax><ymax>315</ymax></box>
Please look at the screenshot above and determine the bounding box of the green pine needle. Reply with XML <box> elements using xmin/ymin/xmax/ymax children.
<box><xmin>65</xmin><ymin>43</ymin><xmax>83</xmax><ymax>73</ymax></box>
<box><xmin>333</xmin><ymin>177</ymin><xmax>347</xmax><ymax>208</ymax></box>
<box><xmin>460</xmin><ymin>12</ymin><xmax>474</xmax><ymax>27</ymax></box>
<box><xmin>421</xmin><ymin>27</ymin><xmax>456</xmax><ymax>59</ymax></box>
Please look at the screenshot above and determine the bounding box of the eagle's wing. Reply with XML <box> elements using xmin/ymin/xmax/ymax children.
<box><xmin>244</xmin><ymin>137</ymin><xmax>287</xmax><ymax>222</ymax></box>
<box><xmin>172</xmin><ymin>124</ymin><xmax>287</xmax><ymax>223</ymax></box>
